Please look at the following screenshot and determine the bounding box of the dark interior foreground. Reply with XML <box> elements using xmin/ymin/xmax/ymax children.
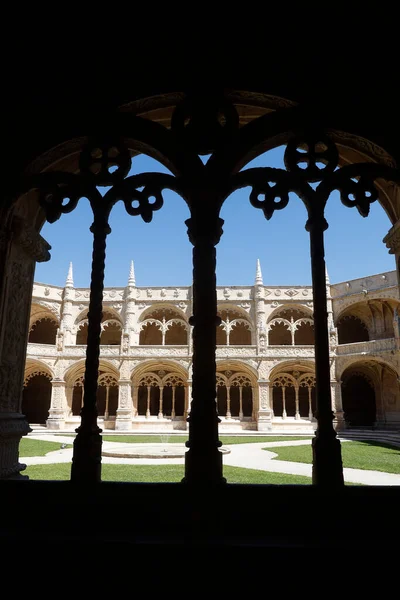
<box><xmin>1</xmin><ymin>27</ymin><xmax>400</xmax><ymax>578</ymax></box>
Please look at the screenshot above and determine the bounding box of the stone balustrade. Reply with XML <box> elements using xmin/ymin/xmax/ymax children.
<box><xmin>27</xmin><ymin>339</ymin><xmax>397</xmax><ymax>361</ymax></box>
<box><xmin>336</xmin><ymin>338</ymin><xmax>396</xmax><ymax>355</ymax></box>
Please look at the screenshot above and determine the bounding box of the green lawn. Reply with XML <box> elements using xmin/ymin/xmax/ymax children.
<box><xmin>19</xmin><ymin>438</ymin><xmax>73</xmax><ymax>457</ymax></box>
<box><xmin>23</xmin><ymin>462</ymin><xmax>312</xmax><ymax>484</ymax></box>
<box><xmin>267</xmin><ymin>440</ymin><xmax>400</xmax><ymax>474</ymax></box>
<box><xmin>101</xmin><ymin>435</ymin><xmax>313</xmax><ymax>445</ymax></box>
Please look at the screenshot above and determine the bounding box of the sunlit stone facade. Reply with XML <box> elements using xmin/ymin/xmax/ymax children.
<box><xmin>23</xmin><ymin>261</ymin><xmax>400</xmax><ymax>432</ymax></box>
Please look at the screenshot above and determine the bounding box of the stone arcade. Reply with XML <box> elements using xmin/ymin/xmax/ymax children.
<box><xmin>24</xmin><ymin>260</ymin><xmax>400</xmax><ymax>433</ymax></box>
<box><xmin>2</xmin><ymin>68</ymin><xmax>400</xmax><ymax>564</ymax></box>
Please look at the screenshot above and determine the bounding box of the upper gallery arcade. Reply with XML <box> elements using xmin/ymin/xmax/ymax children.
<box><xmin>24</xmin><ymin>259</ymin><xmax>400</xmax><ymax>433</ymax></box>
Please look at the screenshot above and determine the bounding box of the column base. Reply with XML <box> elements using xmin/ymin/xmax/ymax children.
<box><xmin>46</xmin><ymin>410</ymin><xmax>66</xmax><ymax>430</ymax></box>
<box><xmin>71</xmin><ymin>427</ymin><xmax>103</xmax><ymax>482</ymax></box>
<box><xmin>333</xmin><ymin>411</ymin><xmax>346</xmax><ymax>431</ymax></box>
<box><xmin>312</xmin><ymin>432</ymin><xmax>344</xmax><ymax>486</ymax></box>
<box><xmin>257</xmin><ymin>409</ymin><xmax>272</xmax><ymax>431</ymax></box>
<box><xmin>0</xmin><ymin>412</ymin><xmax>31</xmax><ymax>480</ymax></box>
<box><xmin>115</xmin><ymin>417</ymin><xmax>133</xmax><ymax>431</ymax></box>
<box><xmin>183</xmin><ymin>445</ymin><xmax>225</xmax><ymax>485</ymax></box>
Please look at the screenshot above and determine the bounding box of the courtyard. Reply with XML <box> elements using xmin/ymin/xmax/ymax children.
<box><xmin>20</xmin><ymin>432</ymin><xmax>400</xmax><ymax>485</ymax></box>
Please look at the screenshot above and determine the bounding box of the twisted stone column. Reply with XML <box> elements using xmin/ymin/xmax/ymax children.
<box><xmin>0</xmin><ymin>218</ymin><xmax>50</xmax><ymax>479</ymax></box>
<box><xmin>306</xmin><ymin>215</ymin><xmax>344</xmax><ymax>486</ymax></box>
<box><xmin>183</xmin><ymin>213</ymin><xmax>224</xmax><ymax>485</ymax></box>
<box><xmin>71</xmin><ymin>217</ymin><xmax>110</xmax><ymax>482</ymax></box>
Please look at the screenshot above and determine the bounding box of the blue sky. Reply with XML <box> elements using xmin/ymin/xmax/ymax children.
<box><xmin>34</xmin><ymin>147</ymin><xmax>396</xmax><ymax>288</ymax></box>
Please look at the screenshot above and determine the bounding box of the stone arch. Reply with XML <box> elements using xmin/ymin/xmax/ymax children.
<box><xmin>138</xmin><ymin>303</ymin><xmax>188</xmax><ymax>322</ymax></box>
<box><xmin>267</xmin><ymin>318</ymin><xmax>292</xmax><ymax>346</ymax></box>
<box><xmin>336</xmin><ymin>355</ymin><xmax>399</xmax><ymax>381</ymax></box>
<box><xmin>216</xmin><ymin>361</ymin><xmax>257</xmax><ymax>419</ymax></box>
<box><xmin>29</xmin><ymin>303</ymin><xmax>60</xmax><ymax>345</ymax></box>
<box><xmin>293</xmin><ymin>318</ymin><xmax>314</xmax><ymax>345</ymax></box>
<box><xmin>221</xmin><ymin>117</ymin><xmax>398</xmax><ymax>224</ymax></box>
<box><xmin>336</xmin><ymin>299</ymin><xmax>399</xmax><ymax>343</ymax></box>
<box><xmin>100</xmin><ymin>319</ymin><xmax>122</xmax><ymax>345</ymax></box>
<box><xmin>76</xmin><ymin>320</ymin><xmax>89</xmax><ymax>345</ymax></box>
<box><xmin>29</xmin><ymin>317</ymin><xmax>58</xmax><ymax>345</ymax></box>
<box><xmin>131</xmin><ymin>359</ymin><xmax>189</xmax><ymax>383</ymax></box>
<box><xmin>267</xmin><ymin>306</ymin><xmax>314</xmax><ymax>346</ymax></box>
<box><xmin>270</xmin><ymin>362</ymin><xmax>316</xmax><ymax>419</ymax></box>
<box><xmin>337</xmin><ymin>315</ymin><xmax>369</xmax><ymax>344</ymax></box>
<box><xmin>24</xmin><ymin>358</ymin><xmax>55</xmax><ymax>381</ymax></box>
<box><xmin>75</xmin><ymin>308</ymin><xmax>123</xmax><ymax>345</ymax></box>
<box><xmin>132</xmin><ymin>361</ymin><xmax>188</xmax><ymax>418</ymax></box>
<box><xmin>267</xmin><ymin>303</ymin><xmax>313</xmax><ymax>322</ymax></box>
<box><xmin>139</xmin><ymin>305</ymin><xmax>188</xmax><ymax>346</ymax></box>
<box><xmin>64</xmin><ymin>359</ymin><xmax>120</xmax><ymax>416</ymax></box>
<box><xmin>341</xmin><ymin>364</ymin><xmax>377</xmax><ymax>427</ymax></box>
<box><xmin>97</xmin><ymin>372</ymin><xmax>119</xmax><ymax>418</ymax></box>
<box><xmin>2</xmin><ymin>88</ymin><xmax>399</xmax><ymax>481</ymax></box>
<box><xmin>217</xmin><ymin>306</ymin><xmax>253</xmax><ymax>346</ymax></box>
<box><xmin>74</xmin><ymin>308</ymin><xmax>89</xmax><ymax>326</ymax></box>
<box><xmin>269</xmin><ymin>360</ymin><xmax>315</xmax><ymax>381</ymax></box>
<box><xmin>22</xmin><ymin>361</ymin><xmax>53</xmax><ymax>425</ymax></box>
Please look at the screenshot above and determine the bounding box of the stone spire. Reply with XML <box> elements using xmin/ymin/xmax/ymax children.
<box><xmin>128</xmin><ymin>260</ymin><xmax>136</xmax><ymax>286</ymax></box>
<box><xmin>325</xmin><ymin>264</ymin><xmax>330</xmax><ymax>285</ymax></box>
<box><xmin>65</xmin><ymin>262</ymin><xmax>74</xmax><ymax>288</ymax></box>
<box><xmin>255</xmin><ymin>258</ymin><xmax>263</xmax><ymax>286</ymax></box>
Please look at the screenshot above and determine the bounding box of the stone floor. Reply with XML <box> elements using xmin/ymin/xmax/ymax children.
<box><xmin>23</xmin><ymin>432</ymin><xmax>400</xmax><ymax>486</ymax></box>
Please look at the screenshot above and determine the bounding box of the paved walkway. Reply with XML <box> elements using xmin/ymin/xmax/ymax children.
<box><xmin>23</xmin><ymin>434</ymin><xmax>400</xmax><ymax>486</ymax></box>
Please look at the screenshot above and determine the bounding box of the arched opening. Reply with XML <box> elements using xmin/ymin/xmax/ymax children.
<box><xmin>22</xmin><ymin>372</ymin><xmax>52</xmax><ymax>425</ymax></box>
<box><xmin>337</xmin><ymin>316</ymin><xmax>369</xmax><ymax>344</ymax></box>
<box><xmin>28</xmin><ymin>318</ymin><xmax>58</xmax><ymax>345</ymax></box>
<box><xmin>72</xmin><ymin>381</ymin><xmax>84</xmax><ymax>416</ymax></box>
<box><xmin>229</xmin><ymin>322</ymin><xmax>251</xmax><ymax>345</ymax></box>
<box><xmin>100</xmin><ymin>321</ymin><xmax>121</xmax><ymax>345</ymax></box>
<box><xmin>216</xmin><ymin>371</ymin><xmax>254</xmax><ymax>419</ymax></box>
<box><xmin>139</xmin><ymin>322</ymin><xmax>162</xmax><ymax>345</ymax></box>
<box><xmin>76</xmin><ymin>322</ymin><xmax>88</xmax><ymax>345</ymax></box>
<box><xmin>164</xmin><ymin>321</ymin><xmax>187</xmax><ymax>345</ymax></box>
<box><xmin>294</xmin><ymin>321</ymin><xmax>314</xmax><ymax>345</ymax></box>
<box><xmin>342</xmin><ymin>372</ymin><xmax>376</xmax><ymax>426</ymax></box>
<box><xmin>139</xmin><ymin>308</ymin><xmax>188</xmax><ymax>346</ymax></box>
<box><xmin>269</xmin><ymin>321</ymin><xmax>291</xmax><ymax>345</ymax></box>
<box><xmin>6</xmin><ymin>89</ymin><xmax>400</xmax><ymax>492</ymax></box>
<box><xmin>217</xmin><ymin>309</ymin><xmax>252</xmax><ymax>346</ymax></box>
<box><xmin>97</xmin><ymin>374</ymin><xmax>119</xmax><ymax>417</ymax></box>
<box><xmin>137</xmin><ymin>385</ymin><xmax>160</xmax><ymax>416</ymax></box>
<box><xmin>271</xmin><ymin>369</ymin><xmax>316</xmax><ymax>420</ymax></box>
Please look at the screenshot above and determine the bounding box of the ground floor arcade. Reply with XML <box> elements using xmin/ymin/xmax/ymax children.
<box><xmin>22</xmin><ymin>355</ymin><xmax>400</xmax><ymax>432</ymax></box>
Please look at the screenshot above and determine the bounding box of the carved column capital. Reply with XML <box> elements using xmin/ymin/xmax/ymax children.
<box><xmin>0</xmin><ymin>413</ymin><xmax>31</xmax><ymax>479</ymax></box>
<box><xmin>12</xmin><ymin>217</ymin><xmax>51</xmax><ymax>262</ymax></box>
<box><xmin>383</xmin><ymin>219</ymin><xmax>400</xmax><ymax>255</ymax></box>
<box><xmin>185</xmin><ymin>216</ymin><xmax>224</xmax><ymax>246</ymax></box>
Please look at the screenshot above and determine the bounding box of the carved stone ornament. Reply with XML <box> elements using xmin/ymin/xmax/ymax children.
<box><xmin>274</xmin><ymin>290</ymin><xmax>282</xmax><ymax>296</ymax></box>
<box><xmin>285</xmin><ymin>289</ymin><xmax>299</xmax><ymax>297</ymax></box>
